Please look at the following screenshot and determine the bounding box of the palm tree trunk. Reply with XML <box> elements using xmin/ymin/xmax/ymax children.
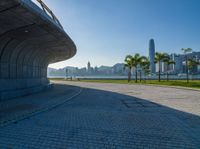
<box><xmin>167</xmin><ymin>72</ymin><xmax>169</xmax><ymax>81</ymax></box>
<box><xmin>158</xmin><ymin>61</ymin><xmax>161</xmax><ymax>82</ymax></box>
<box><xmin>135</xmin><ymin>68</ymin><xmax>138</xmax><ymax>83</ymax></box>
<box><xmin>186</xmin><ymin>56</ymin><xmax>189</xmax><ymax>83</ymax></box>
<box><xmin>128</xmin><ymin>71</ymin><xmax>131</xmax><ymax>82</ymax></box>
<box><xmin>139</xmin><ymin>71</ymin><xmax>142</xmax><ymax>82</ymax></box>
<box><xmin>159</xmin><ymin>71</ymin><xmax>161</xmax><ymax>82</ymax></box>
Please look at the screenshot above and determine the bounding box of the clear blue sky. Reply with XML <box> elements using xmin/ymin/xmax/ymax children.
<box><xmin>36</xmin><ymin>0</ymin><xmax>200</xmax><ymax>69</ymax></box>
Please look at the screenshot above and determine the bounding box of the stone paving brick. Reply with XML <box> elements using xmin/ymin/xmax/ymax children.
<box><xmin>0</xmin><ymin>84</ymin><xmax>80</xmax><ymax>126</ymax></box>
<box><xmin>0</xmin><ymin>82</ymin><xmax>200</xmax><ymax>148</ymax></box>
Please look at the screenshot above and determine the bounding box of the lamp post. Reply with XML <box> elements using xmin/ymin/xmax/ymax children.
<box><xmin>65</xmin><ymin>68</ymin><xmax>68</xmax><ymax>80</ymax></box>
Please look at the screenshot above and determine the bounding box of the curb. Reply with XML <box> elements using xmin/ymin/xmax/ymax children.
<box><xmin>133</xmin><ymin>83</ymin><xmax>200</xmax><ymax>92</ymax></box>
<box><xmin>0</xmin><ymin>87</ymin><xmax>83</xmax><ymax>128</ymax></box>
<box><xmin>62</xmin><ymin>80</ymin><xmax>200</xmax><ymax>92</ymax></box>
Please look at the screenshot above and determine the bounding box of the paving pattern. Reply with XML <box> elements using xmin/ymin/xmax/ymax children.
<box><xmin>1</xmin><ymin>81</ymin><xmax>200</xmax><ymax>148</ymax></box>
<box><xmin>0</xmin><ymin>84</ymin><xmax>81</xmax><ymax>126</ymax></box>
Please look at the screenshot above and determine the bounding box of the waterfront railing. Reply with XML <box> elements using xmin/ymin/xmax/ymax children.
<box><xmin>36</xmin><ymin>0</ymin><xmax>63</xmax><ymax>29</ymax></box>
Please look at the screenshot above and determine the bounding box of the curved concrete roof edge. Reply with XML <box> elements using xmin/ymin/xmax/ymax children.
<box><xmin>15</xmin><ymin>0</ymin><xmax>77</xmax><ymax>61</ymax></box>
<box><xmin>0</xmin><ymin>0</ymin><xmax>77</xmax><ymax>99</ymax></box>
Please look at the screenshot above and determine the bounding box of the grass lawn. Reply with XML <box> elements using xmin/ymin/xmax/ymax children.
<box><xmin>50</xmin><ymin>78</ymin><xmax>200</xmax><ymax>90</ymax></box>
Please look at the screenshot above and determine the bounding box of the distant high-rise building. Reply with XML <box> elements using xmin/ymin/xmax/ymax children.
<box><xmin>87</xmin><ymin>61</ymin><xmax>91</xmax><ymax>74</ymax></box>
<box><xmin>94</xmin><ymin>66</ymin><xmax>98</xmax><ymax>74</ymax></box>
<box><xmin>170</xmin><ymin>54</ymin><xmax>183</xmax><ymax>74</ymax></box>
<box><xmin>87</xmin><ymin>61</ymin><xmax>91</xmax><ymax>70</ymax></box>
<box><xmin>149</xmin><ymin>39</ymin><xmax>156</xmax><ymax>73</ymax></box>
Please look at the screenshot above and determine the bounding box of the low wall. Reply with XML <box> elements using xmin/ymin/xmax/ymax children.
<box><xmin>0</xmin><ymin>79</ymin><xmax>52</xmax><ymax>101</ymax></box>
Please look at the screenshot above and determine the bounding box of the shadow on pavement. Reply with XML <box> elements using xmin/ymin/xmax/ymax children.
<box><xmin>0</xmin><ymin>83</ymin><xmax>200</xmax><ymax>148</ymax></box>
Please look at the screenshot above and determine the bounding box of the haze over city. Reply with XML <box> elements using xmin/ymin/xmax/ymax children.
<box><xmin>36</xmin><ymin>0</ymin><xmax>200</xmax><ymax>69</ymax></box>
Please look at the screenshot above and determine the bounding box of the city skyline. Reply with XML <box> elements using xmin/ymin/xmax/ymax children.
<box><xmin>48</xmin><ymin>45</ymin><xmax>200</xmax><ymax>70</ymax></box>
<box><xmin>48</xmin><ymin>48</ymin><xmax>200</xmax><ymax>77</ymax></box>
<box><xmin>36</xmin><ymin>0</ymin><xmax>200</xmax><ymax>69</ymax></box>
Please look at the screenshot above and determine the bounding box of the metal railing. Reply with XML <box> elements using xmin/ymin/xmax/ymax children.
<box><xmin>36</xmin><ymin>0</ymin><xmax>63</xmax><ymax>29</ymax></box>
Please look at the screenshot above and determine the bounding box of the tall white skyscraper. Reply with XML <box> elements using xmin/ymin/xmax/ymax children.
<box><xmin>149</xmin><ymin>39</ymin><xmax>156</xmax><ymax>73</ymax></box>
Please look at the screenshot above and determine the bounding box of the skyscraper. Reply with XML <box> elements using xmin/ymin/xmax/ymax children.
<box><xmin>149</xmin><ymin>39</ymin><xmax>156</xmax><ymax>73</ymax></box>
<box><xmin>87</xmin><ymin>61</ymin><xmax>91</xmax><ymax>70</ymax></box>
<box><xmin>87</xmin><ymin>61</ymin><xmax>91</xmax><ymax>73</ymax></box>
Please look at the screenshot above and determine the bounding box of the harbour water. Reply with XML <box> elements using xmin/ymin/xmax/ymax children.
<box><xmin>48</xmin><ymin>75</ymin><xmax>200</xmax><ymax>80</ymax></box>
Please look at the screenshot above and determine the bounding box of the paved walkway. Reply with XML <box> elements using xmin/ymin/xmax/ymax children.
<box><xmin>0</xmin><ymin>81</ymin><xmax>200</xmax><ymax>148</ymax></box>
<box><xmin>0</xmin><ymin>84</ymin><xmax>81</xmax><ymax>126</ymax></box>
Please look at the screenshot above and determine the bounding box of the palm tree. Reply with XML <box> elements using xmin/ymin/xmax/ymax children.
<box><xmin>163</xmin><ymin>57</ymin><xmax>175</xmax><ymax>81</ymax></box>
<box><xmin>154</xmin><ymin>52</ymin><xmax>169</xmax><ymax>82</ymax></box>
<box><xmin>187</xmin><ymin>58</ymin><xmax>199</xmax><ymax>80</ymax></box>
<box><xmin>131</xmin><ymin>53</ymin><xmax>145</xmax><ymax>83</ymax></box>
<box><xmin>124</xmin><ymin>53</ymin><xmax>145</xmax><ymax>83</ymax></box>
<box><xmin>140</xmin><ymin>57</ymin><xmax>150</xmax><ymax>82</ymax></box>
<box><xmin>181</xmin><ymin>48</ymin><xmax>192</xmax><ymax>83</ymax></box>
<box><xmin>124</xmin><ymin>55</ymin><xmax>133</xmax><ymax>82</ymax></box>
<box><xmin>139</xmin><ymin>56</ymin><xmax>149</xmax><ymax>82</ymax></box>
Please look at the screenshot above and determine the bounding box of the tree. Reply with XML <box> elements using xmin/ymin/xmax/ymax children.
<box><xmin>187</xmin><ymin>58</ymin><xmax>199</xmax><ymax>80</ymax></box>
<box><xmin>131</xmin><ymin>53</ymin><xmax>146</xmax><ymax>83</ymax></box>
<box><xmin>140</xmin><ymin>56</ymin><xmax>150</xmax><ymax>82</ymax></box>
<box><xmin>181</xmin><ymin>48</ymin><xmax>192</xmax><ymax>83</ymax></box>
<box><xmin>124</xmin><ymin>53</ymin><xmax>146</xmax><ymax>83</ymax></box>
<box><xmin>124</xmin><ymin>55</ymin><xmax>133</xmax><ymax>82</ymax></box>
<box><xmin>163</xmin><ymin>57</ymin><xmax>175</xmax><ymax>81</ymax></box>
<box><xmin>154</xmin><ymin>52</ymin><xmax>169</xmax><ymax>82</ymax></box>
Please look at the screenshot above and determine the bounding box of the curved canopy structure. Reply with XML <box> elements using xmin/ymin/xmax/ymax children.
<box><xmin>0</xmin><ymin>0</ymin><xmax>76</xmax><ymax>100</ymax></box>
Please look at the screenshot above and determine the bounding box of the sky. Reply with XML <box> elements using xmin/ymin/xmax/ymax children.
<box><xmin>33</xmin><ymin>0</ymin><xmax>200</xmax><ymax>69</ymax></box>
